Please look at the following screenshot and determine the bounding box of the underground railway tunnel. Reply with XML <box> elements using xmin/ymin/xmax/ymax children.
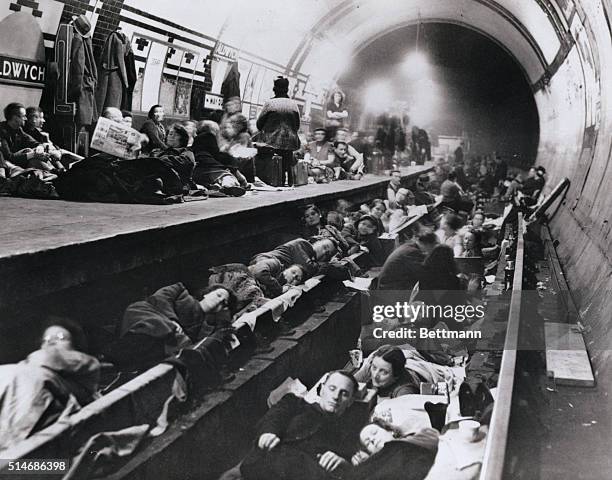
<box><xmin>0</xmin><ymin>0</ymin><xmax>610</xmax><ymax>479</ymax></box>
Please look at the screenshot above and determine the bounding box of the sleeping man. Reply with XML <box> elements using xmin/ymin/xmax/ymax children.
<box><xmin>240</xmin><ymin>371</ymin><xmax>362</xmax><ymax>480</ymax></box>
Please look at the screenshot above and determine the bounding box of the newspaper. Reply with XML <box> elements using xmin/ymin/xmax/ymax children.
<box><xmin>90</xmin><ymin>117</ymin><xmax>142</xmax><ymax>160</ymax></box>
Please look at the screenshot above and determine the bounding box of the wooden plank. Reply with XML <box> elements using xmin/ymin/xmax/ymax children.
<box><xmin>544</xmin><ymin>322</ymin><xmax>595</xmax><ymax>387</ymax></box>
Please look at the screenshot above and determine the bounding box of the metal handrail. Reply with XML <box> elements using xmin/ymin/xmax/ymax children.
<box><xmin>480</xmin><ymin>213</ymin><xmax>525</xmax><ymax>480</ymax></box>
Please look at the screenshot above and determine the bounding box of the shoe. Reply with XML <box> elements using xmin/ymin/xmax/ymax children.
<box><xmin>222</xmin><ymin>185</ymin><xmax>246</xmax><ymax>197</ymax></box>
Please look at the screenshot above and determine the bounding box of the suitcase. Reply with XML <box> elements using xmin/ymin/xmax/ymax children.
<box><xmin>292</xmin><ymin>160</ymin><xmax>309</xmax><ymax>186</ymax></box>
<box><xmin>255</xmin><ymin>153</ymin><xmax>284</xmax><ymax>187</ymax></box>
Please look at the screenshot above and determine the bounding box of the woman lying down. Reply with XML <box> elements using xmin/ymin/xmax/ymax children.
<box><xmin>0</xmin><ymin>319</ymin><xmax>100</xmax><ymax>452</ymax></box>
<box><xmin>348</xmin><ymin>419</ymin><xmax>439</xmax><ymax>480</ymax></box>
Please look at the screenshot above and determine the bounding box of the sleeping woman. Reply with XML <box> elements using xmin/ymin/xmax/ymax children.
<box><xmin>347</xmin><ymin>419</ymin><xmax>438</xmax><ymax>480</ymax></box>
<box><xmin>0</xmin><ymin>318</ymin><xmax>100</xmax><ymax>451</ymax></box>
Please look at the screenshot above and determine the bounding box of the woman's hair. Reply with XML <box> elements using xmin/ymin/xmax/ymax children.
<box><xmin>349</xmin><ymin>211</ymin><xmax>364</xmax><ymax>223</ymax></box>
<box><xmin>365</xmin><ymin>417</ymin><xmax>403</xmax><ymax>440</ymax></box>
<box><xmin>466</xmin><ymin>229</ymin><xmax>483</xmax><ymax>245</ymax></box>
<box><xmin>370</xmin><ymin>199</ymin><xmax>386</xmax><ymax>211</ymax></box>
<box><xmin>39</xmin><ymin>316</ymin><xmax>89</xmax><ymax>352</ymax></box>
<box><xmin>372</xmin><ymin>345</ymin><xmax>406</xmax><ymax>379</ymax></box>
<box><xmin>423</xmin><ymin>245</ymin><xmax>457</xmax><ymax>275</ymax></box>
<box><xmin>288</xmin><ymin>264</ymin><xmax>309</xmax><ymax>282</ymax></box>
<box><xmin>303</xmin><ymin>204</ymin><xmax>321</xmax><ymax>218</ymax></box>
<box><xmin>357</xmin><ymin>215</ymin><xmax>377</xmax><ymax>231</ymax></box>
<box><xmin>147</xmin><ymin>104</ymin><xmax>163</xmax><ymax>120</ymax></box>
<box><xmin>227</xmin><ymin>114</ymin><xmax>248</xmax><ymax>135</ymax></box>
<box><xmin>201</xmin><ymin>284</ymin><xmax>238</xmax><ymax>314</ymax></box>
<box><xmin>169</xmin><ymin>123</ymin><xmax>190</xmax><ymax>148</ymax></box>
<box><xmin>444</xmin><ymin>213</ymin><xmax>463</xmax><ymax>232</ymax></box>
<box><xmin>196</xmin><ymin>120</ymin><xmax>220</xmax><ymax>136</ymax></box>
<box><xmin>330</xmin><ymin>90</ymin><xmax>345</xmax><ymax>106</ymax></box>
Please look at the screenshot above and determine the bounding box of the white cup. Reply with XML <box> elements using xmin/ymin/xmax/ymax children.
<box><xmin>459</xmin><ymin>420</ymin><xmax>481</xmax><ymax>442</ymax></box>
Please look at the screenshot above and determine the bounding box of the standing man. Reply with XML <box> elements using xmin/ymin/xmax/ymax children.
<box><xmin>256</xmin><ymin>76</ymin><xmax>301</xmax><ymax>185</ymax></box>
<box><xmin>240</xmin><ymin>370</ymin><xmax>361</xmax><ymax>480</ymax></box>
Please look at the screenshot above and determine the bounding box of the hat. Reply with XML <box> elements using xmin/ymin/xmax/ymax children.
<box><xmin>418</xmin><ymin>174</ymin><xmax>430</xmax><ymax>182</ymax></box>
<box><xmin>72</xmin><ymin>15</ymin><xmax>92</xmax><ymax>37</ymax></box>
<box><xmin>313</xmin><ymin>127</ymin><xmax>327</xmax><ymax>134</ymax></box>
<box><xmin>273</xmin><ymin>76</ymin><xmax>289</xmax><ymax>92</ymax></box>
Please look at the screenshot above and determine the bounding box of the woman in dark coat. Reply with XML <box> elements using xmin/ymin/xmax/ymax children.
<box><xmin>140</xmin><ymin>104</ymin><xmax>167</xmax><ymax>152</ymax></box>
<box><xmin>104</xmin><ymin>283</ymin><xmax>237</xmax><ymax>370</ymax></box>
<box><xmin>148</xmin><ymin>123</ymin><xmax>196</xmax><ymax>191</ymax></box>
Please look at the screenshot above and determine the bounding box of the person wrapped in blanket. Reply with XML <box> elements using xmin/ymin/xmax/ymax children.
<box><xmin>0</xmin><ymin>319</ymin><xmax>100</xmax><ymax>452</ymax></box>
<box><xmin>191</xmin><ymin>120</ymin><xmax>247</xmax><ymax>197</ymax></box>
<box><xmin>102</xmin><ymin>283</ymin><xmax>238</xmax><ymax>370</ymax></box>
<box><xmin>249</xmin><ymin>237</ymin><xmax>360</xmax><ymax>288</ymax></box>
<box><xmin>208</xmin><ymin>262</ymin><xmax>308</xmax><ymax>314</ymax></box>
<box><xmin>348</xmin><ymin>419</ymin><xmax>438</xmax><ymax>480</ymax></box>
<box><xmin>54</xmin><ymin>123</ymin><xmax>196</xmax><ymax>204</ymax></box>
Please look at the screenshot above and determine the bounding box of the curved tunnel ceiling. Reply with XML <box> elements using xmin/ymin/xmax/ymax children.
<box><xmin>218</xmin><ymin>0</ymin><xmax>564</xmax><ymax>90</ymax></box>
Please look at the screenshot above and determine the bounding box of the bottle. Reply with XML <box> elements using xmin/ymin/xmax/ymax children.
<box><xmin>504</xmin><ymin>261</ymin><xmax>515</xmax><ymax>291</ymax></box>
<box><xmin>350</xmin><ymin>338</ymin><xmax>363</xmax><ymax>369</ymax></box>
<box><xmin>370</xmin><ymin>143</ymin><xmax>383</xmax><ymax>175</ymax></box>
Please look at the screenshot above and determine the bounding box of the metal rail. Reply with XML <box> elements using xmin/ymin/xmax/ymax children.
<box><xmin>480</xmin><ymin>213</ymin><xmax>525</xmax><ymax>479</ymax></box>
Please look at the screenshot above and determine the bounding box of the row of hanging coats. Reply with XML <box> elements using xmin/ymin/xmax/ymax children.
<box><xmin>95</xmin><ymin>28</ymin><xmax>137</xmax><ymax>114</ymax></box>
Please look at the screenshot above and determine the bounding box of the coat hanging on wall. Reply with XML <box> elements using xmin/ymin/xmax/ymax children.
<box><xmin>67</xmin><ymin>15</ymin><xmax>98</xmax><ymax>126</ymax></box>
<box><xmin>220</xmin><ymin>61</ymin><xmax>241</xmax><ymax>101</ymax></box>
<box><xmin>95</xmin><ymin>29</ymin><xmax>137</xmax><ymax>113</ymax></box>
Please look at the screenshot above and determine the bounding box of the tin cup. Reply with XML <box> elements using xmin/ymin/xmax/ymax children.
<box><xmin>459</xmin><ymin>420</ymin><xmax>481</xmax><ymax>442</ymax></box>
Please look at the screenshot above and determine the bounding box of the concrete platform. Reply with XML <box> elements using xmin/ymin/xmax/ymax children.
<box><xmin>0</xmin><ymin>165</ymin><xmax>431</xmax><ymax>362</ymax></box>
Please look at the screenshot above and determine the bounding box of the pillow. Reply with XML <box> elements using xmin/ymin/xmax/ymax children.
<box><xmin>372</xmin><ymin>395</ymin><xmax>437</xmax><ymax>436</ymax></box>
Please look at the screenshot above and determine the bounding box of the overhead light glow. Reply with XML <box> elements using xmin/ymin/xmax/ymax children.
<box><xmin>364</xmin><ymin>80</ymin><xmax>392</xmax><ymax>112</ymax></box>
<box><xmin>403</xmin><ymin>51</ymin><xmax>429</xmax><ymax>78</ymax></box>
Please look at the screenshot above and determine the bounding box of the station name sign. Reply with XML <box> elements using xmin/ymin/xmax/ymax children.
<box><xmin>204</xmin><ymin>93</ymin><xmax>224</xmax><ymax>110</ymax></box>
<box><xmin>214</xmin><ymin>42</ymin><xmax>238</xmax><ymax>62</ymax></box>
<box><xmin>0</xmin><ymin>55</ymin><xmax>46</xmax><ymax>87</ymax></box>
